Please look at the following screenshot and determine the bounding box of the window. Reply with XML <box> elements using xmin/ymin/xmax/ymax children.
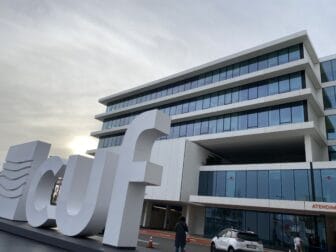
<box><xmin>268</xmin><ymin>52</ymin><xmax>278</xmax><ymax>67</ymax></box>
<box><xmin>209</xmin><ymin>119</ymin><xmax>217</xmax><ymax>134</ymax></box>
<box><xmin>205</xmin><ymin>73</ymin><xmax>213</xmax><ymax>84</ymax></box>
<box><xmin>320</xmin><ymin>60</ymin><xmax>334</xmax><ymax>83</ymax></box>
<box><xmin>291</xmin><ymin>104</ymin><xmax>304</xmax><ymax>123</ymax></box>
<box><xmin>323</xmin><ymin>86</ymin><xmax>336</xmax><ymax>109</ymax></box>
<box><xmin>179</xmin><ymin>124</ymin><xmax>187</xmax><ymax>137</ymax></box>
<box><xmin>200</xmin><ymin>120</ymin><xmax>209</xmax><ymax>134</ymax></box>
<box><xmin>224</xmin><ymin>116</ymin><xmax>231</xmax><ymax>131</ymax></box>
<box><xmin>213</xmin><ymin>70</ymin><xmax>220</xmax><ymax>83</ymax></box>
<box><xmin>169</xmin><ymin>105</ymin><xmax>176</xmax><ymax>115</ymax></box>
<box><xmin>281</xmin><ymin>170</ymin><xmax>294</xmax><ymax>200</ymax></box>
<box><xmin>176</xmin><ymin>104</ymin><xmax>182</xmax><ymax>115</ymax></box>
<box><xmin>226</xmin><ymin>65</ymin><xmax>233</xmax><ymax>79</ymax></box>
<box><xmin>248</xmin><ymin>85</ymin><xmax>258</xmax><ymax>100</ymax></box>
<box><xmin>232</xmin><ymin>63</ymin><xmax>240</xmax><ymax>77</ymax></box>
<box><xmin>210</xmin><ymin>93</ymin><xmax>218</xmax><ymax>107</ymax></box>
<box><xmin>258</xmin><ymin>82</ymin><xmax>268</xmax><ymax>97</ymax></box>
<box><xmin>182</xmin><ymin>102</ymin><xmax>189</xmax><ymax>113</ymax></box>
<box><xmin>193</xmin><ymin>121</ymin><xmax>201</xmax><ymax>135</ymax></box>
<box><xmin>239</xmin><ymin>88</ymin><xmax>248</xmax><ymax>101</ymax></box>
<box><xmin>235</xmin><ymin>171</ymin><xmax>246</xmax><ymax>198</ymax></box>
<box><xmin>325</xmin><ymin>115</ymin><xmax>336</xmax><ymax>140</ymax></box>
<box><xmin>231</xmin><ymin>114</ymin><xmax>239</xmax><ymax>131</ymax></box>
<box><xmin>219</xmin><ymin>68</ymin><xmax>227</xmax><ymax>81</ymax></box>
<box><xmin>280</xmin><ymin>106</ymin><xmax>291</xmax><ymax>124</ymax></box>
<box><xmin>246</xmin><ymin>171</ymin><xmax>258</xmax><ymax>198</ymax></box>
<box><xmin>294</xmin><ymin>170</ymin><xmax>310</xmax><ymax>201</ymax></box>
<box><xmin>218</xmin><ymin>91</ymin><xmax>225</xmax><ymax>106</ymax></box>
<box><xmin>313</xmin><ymin>169</ymin><xmax>323</xmax><ymax>202</ymax></box>
<box><xmin>186</xmin><ymin>123</ymin><xmax>194</xmax><ymax>136</ymax></box>
<box><xmin>268</xmin><ymin>78</ymin><xmax>279</xmax><ymax>95</ymax></box>
<box><xmin>189</xmin><ymin>100</ymin><xmax>196</xmax><ymax>112</ymax></box>
<box><xmin>258</xmin><ymin>55</ymin><xmax>268</xmax><ymax>70</ymax></box>
<box><xmin>240</xmin><ymin>61</ymin><xmax>249</xmax><ymax>75</ymax></box>
<box><xmin>216</xmin><ymin>117</ymin><xmax>224</xmax><ymax>133</ymax></box>
<box><xmin>197</xmin><ymin>75</ymin><xmax>206</xmax><ymax>87</ymax></box>
<box><xmin>248</xmin><ymin>58</ymin><xmax>258</xmax><ymax>73</ymax></box>
<box><xmin>224</xmin><ymin>91</ymin><xmax>232</xmax><ymax>104</ymax></box>
<box><xmin>289</xmin><ymin>45</ymin><xmax>301</xmax><ymax>61</ymax></box>
<box><xmin>215</xmin><ymin>171</ymin><xmax>226</xmax><ymax>196</ymax></box>
<box><xmin>203</xmin><ymin>95</ymin><xmax>210</xmax><ymax>109</ymax></box>
<box><xmin>196</xmin><ymin>98</ymin><xmax>203</xmax><ymax>110</ymax></box>
<box><xmin>269</xmin><ymin>170</ymin><xmax>281</xmax><ymax>199</ymax></box>
<box><xmin>257</xmin><ymin>171</ymin><xmax>269</xmax><ymax>199</ymax></box>
<box><xmin>321</xmin><ymin>169</ymin><xmax>336</xmax><ymax>202</ymax></box>
<box><xmin>258</xmin><ymin>110</ymin><xmax>269</xmax><ymax>127</ymax></box>
<box><xmin>226</xmin><ymin>171</ymin><xmax>236</xmax><ymax>197</ymax></box>
<box><xmin>198</xmin><ymin>171</ymin><xmax>208</xmax><ymax>195</ymax></box>
<box><xmin>269</xmin><ymin>108</ymin><xmax>280</xmax><ymax>126</ymax></box>
<box><xmin>328</xmin><ymin>145</ymin><xmax>336</xmax><ymax>161</ymax></box>
<box><xmin>248</xmin><ymin>112</ymin><xmax>258</xmax><ymax>128</ymax></box>
<box><xmin>238</xmin><ymin>114</ymin><xmax>248</xmax><ymax>130</ymax></box>
<box><xmin>278</xmin><ymin>48</ymin><xmax>289</xmax><ymax>64</ymax></box>
<box><xmin>279</xmin><ymin>76</ymin><xmax>290</xmax><ymax>93</ymax></box>
<box><xmin>290</xmin><ymin>72</ymin><xmax>302</xmax><ymax>91</ymax></box>
<box><xmin>232</xmin><ymin>88</ymin><xmax>239</xmax><ymax>102</ymax></box>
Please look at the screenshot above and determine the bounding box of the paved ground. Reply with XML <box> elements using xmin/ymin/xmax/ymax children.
<box><xmin>0</xmin><ymin>225</ymin><xmax>284</xmax><ymax>252</ymax></box>
<box><xmin>0</xmin><ymin>230</ymin><xmax>66</xmax><ymax>252</ymax></box>
<box><xmin>139</xmin><ymin>234</ymin><xmax>208</xmax><ymax>252</ymax></box>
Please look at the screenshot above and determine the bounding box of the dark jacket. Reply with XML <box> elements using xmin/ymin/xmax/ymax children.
<box><xmin>175</xmin><ymin>221</ymin><xmax>189</xmax><ymax>247</ymax></box>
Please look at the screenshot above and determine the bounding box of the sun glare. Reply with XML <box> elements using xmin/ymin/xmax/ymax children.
<box><xmin>67</xmin><ymin>136</ymin><xmax>97</xmax><ymax>156</ymax></box>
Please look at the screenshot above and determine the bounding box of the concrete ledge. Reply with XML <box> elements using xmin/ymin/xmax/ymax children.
<box><xmin>0</xmin><ymin>218</ymin><xmax>157</xmax><ymax>252</ymax></box>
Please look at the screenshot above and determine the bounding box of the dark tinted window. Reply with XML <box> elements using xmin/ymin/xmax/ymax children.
<box><xmin>237</xmin><ymin>232</ymin><xmax>259</xmax><ymax>241</ymax></box>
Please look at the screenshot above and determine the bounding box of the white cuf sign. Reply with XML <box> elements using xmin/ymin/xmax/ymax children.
<box><xmin>0</xmin><ymin>110</ymin><xmax>171</xmax><ymax>249</ymax></box>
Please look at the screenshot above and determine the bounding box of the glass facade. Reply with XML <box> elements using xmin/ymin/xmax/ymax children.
<box><xmin>102</xmin><ymin>72</ymin><xmax>305</xmax><ymax>130</ymax></box>
<box><xmin>106</xmin><ymin>44</ymin><xmax>303</xmax><ymax>112</ymax></box>
<box><xmin>99</xmin><ymin>101</ymin><xmax>307</xmax><ymax>148</ymax></box>
<box><xmin>199</xmin><ymin>168</ymin><xmax>336</xmax><ymax>203</ymax></box>
<box><xmin>320</xmin><ymin>59</ymin><xmax>336</xmax><ymax>83</ymax></box>
<box><xmin>198</xmin><ymin>169</ymin><xmax>313</xmax><ymax>201</ymax></box>
<box><xmin>204</xmin><ymin>208</ymin><xmax>327</xmax><ymax>250</ymax></box>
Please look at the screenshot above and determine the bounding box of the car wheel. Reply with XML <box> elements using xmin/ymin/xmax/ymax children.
<box><xmin>210</xmin><ymin>242</ymin><xmax>217</xmax><ymax>252</ymax></box>
<box><xmin>228</xmin><ymin>247</ymin><xmax>234</xmax><ymax>252</ymax></box>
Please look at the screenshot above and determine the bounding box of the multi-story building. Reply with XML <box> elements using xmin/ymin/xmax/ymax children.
<box><xmin>90</xmin><ymin>31</ymin><xmax>336</xmax><ymax>251</ymax></box>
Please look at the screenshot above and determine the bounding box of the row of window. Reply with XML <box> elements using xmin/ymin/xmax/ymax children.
<box><xmin>320</xmin><ymin>58</ymin><xmax>336</xmax><ymax>83</ymax></box>
<box><xmin>198</xmin><ymin>168</ymin><xmax>336</xmax><ymax>203</ymax></box>
<box><xmin>103</xmin><ymin>72</ymin><xmax>304</xmax><ymax>130</ymax></box>
<box><xmin>204</xmin><ymin>208</ymin><xmax>326</xmax><ymax>250</ymax></box>
<box><xmin>323</xmin><ymin>86</ymin><xmax>336</xmax><ymax>110</ymax></box>
<box><xmin>99</xmin><ymin>102</ymin><xmax>307</xmax><ymax>148</ymax></box>
<box><xmin>98</xmin><ymin>134</ymin><xmax>124</xmax><ymax>148</ymax></box>
<box><xmin>106</xmin><ymin>44</ymin><xmax>303</xmax><ymax>112</ymax></box>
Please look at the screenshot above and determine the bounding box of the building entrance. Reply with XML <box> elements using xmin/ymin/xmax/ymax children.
<box><xmin>149</xmin><ymin>204</ymin><xmax>182</xmax><ymax>231</ymax></box>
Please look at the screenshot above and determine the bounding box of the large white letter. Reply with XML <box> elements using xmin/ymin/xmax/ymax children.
<box><xmin>0</xmin><ymin>141</ymin><xmax>50</xmax><ymax>221</ymax></box>
<box><xmin>26</xmin><ymin>156</ymin><xmax>66</xmax><ymax>227</ymax></box>
<box><xmin>103</xmin><ymin>110</ymin><xmax>170</xmax><ymax>248</ymax></box>
<box><xmin>55</xmin><ymin>149</ymin><xmax>118</xmax><ymax>236</ymax></box>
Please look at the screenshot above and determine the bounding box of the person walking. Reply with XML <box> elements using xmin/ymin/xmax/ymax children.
<box><xmin>175</xmin><ymin>216</ymin><xmax>189</xmax><ymax>252</ymax></box>
<box><xmin>294</xmin><ymin>234</ymin><xmax>303</xmax><ymax>252</ymax></box>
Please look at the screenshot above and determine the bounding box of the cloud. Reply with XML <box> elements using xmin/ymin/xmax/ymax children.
<box><xmin>0</xmin><ymin>0</ymin><xmax>336</xmax><ymax>163</ymax></box>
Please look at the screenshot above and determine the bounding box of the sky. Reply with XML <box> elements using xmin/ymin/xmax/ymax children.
<box><xmin>0</xmin><ymin>0</ymin><xmax>336</xmax><ymax>163</ymax></box>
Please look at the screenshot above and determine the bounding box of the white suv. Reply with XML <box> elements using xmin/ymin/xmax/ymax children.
<box><xmin>210</xmin><ymin>228</ymin><xmax>264</xmax><ymax>252</ymax></box>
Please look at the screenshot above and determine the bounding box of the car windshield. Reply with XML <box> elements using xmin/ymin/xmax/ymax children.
<box><xmin>237</xmin><ymin>232</ymin><xmax>259</xmax><ymax>241</ymax></box>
